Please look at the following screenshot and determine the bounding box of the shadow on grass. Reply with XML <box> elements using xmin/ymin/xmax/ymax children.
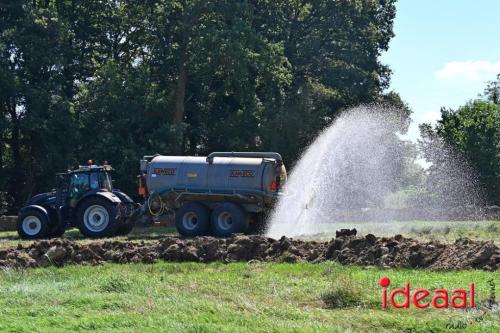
<box><xmin>125</xmin><ymin>226</ymin><xmax>178</xmax><ymax>240</ymax></box>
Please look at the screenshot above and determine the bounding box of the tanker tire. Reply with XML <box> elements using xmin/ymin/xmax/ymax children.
<box><xmin>175</xmin><ymin>202</ymin><xmax>210</xmax><ymax>237</ymax></box>
<box><xmin>211</xmin><ymin>202</ymin><xmax>249</xmax><ymax>237</ymax></box>
<box><xmin>77</xmin><ymin>197</ymin><xmax>118</xmax><ymax>238</ymax></box>
<box><xmin>17</xmin><ymin>209</ymin><xmax>50</xmax><ymax>240</ymax></box>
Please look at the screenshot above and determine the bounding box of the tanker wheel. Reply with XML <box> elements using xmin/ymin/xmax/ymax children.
<box><xmin>211</xmin><ymin>203</ymin><xmax>249</xmax><ymax>237</ymax></box>
<box><xmin>77</xmin><ymin>197</ymin><xmax>118</xmax><ymax>238</ymax></box>
<box><xmin>175</xmin><ymin>202</ymin><xmax>210</xmax><ymax>237</ymax></box>
<box><xmin>17</xmin><ymin>209</ymin><xmax>49</xmax><ymax>240</ymax></box>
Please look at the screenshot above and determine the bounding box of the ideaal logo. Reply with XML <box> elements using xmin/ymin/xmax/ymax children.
<box><xmin>379</xmin><ymin>276</ymin><xmax>475</xmax><ymax>309</ymax></box>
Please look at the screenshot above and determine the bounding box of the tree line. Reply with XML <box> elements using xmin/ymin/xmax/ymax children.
<box><xmin>0</xmin><ymin>0</ymin><xmax>398</xmax><ymax>213</ymax></box>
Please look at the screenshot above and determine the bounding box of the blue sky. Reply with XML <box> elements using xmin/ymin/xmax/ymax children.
<box><xmin>381</xmin><ymin>0</ymin><xmax>500</xmax><ymax>141</ymax></box>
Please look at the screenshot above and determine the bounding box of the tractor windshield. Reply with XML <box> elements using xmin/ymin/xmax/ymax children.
<box><xmin>69</xmin><ymin>173</ymin><xmax>90</xmax><ymax>202</ymax></box>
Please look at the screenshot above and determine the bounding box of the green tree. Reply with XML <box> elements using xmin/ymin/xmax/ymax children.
<box><xmin>254</xmin><ymin>0</ymin><xmax>398</xmax><ymax>161</ymax></box>
<box><xmin>483</xmin><ymin>74</ymin><xmax>500</xmax><ymax>104</ymax></box>
<box><xmin>420</xmin><ymin>99</ymin><xmax>500</xmax><ymax>205</ymax></box>
<box><xmin>0</xmin><ymin>0</ymin><xmax>399</xmax><ymax>212</ymax></box>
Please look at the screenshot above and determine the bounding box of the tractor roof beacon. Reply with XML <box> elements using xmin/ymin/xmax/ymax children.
<box><xmin>17</xmin><ymin>162</ymin><xmax>137</xmax><ymax>239</ymax></box>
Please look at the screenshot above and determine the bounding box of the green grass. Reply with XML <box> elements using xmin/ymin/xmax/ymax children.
<box><xmin>0</xmin><ymin>221</ymin><xmax>497</xmax><ymax>331</ymax></box>
<box><xmin>0</xmin><ymin>226</ymin><xmax>177</xmax><ymax>249</ymax></box>
<box><xmin>0</xmin><ymin>262</ymin><xmax>498</xmax><ymax>332</ymax></box>
<box><xmin>296</xmin><ymin>220</ymin><xmax>500</xmax><ymax>243</ymax></box>
<box><xmin>1</xmin><ymin>220</ymin><xmax>498</xmax><ymax>249</ymax></box>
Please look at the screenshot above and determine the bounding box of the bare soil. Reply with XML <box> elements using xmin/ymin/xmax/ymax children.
<box><xmin>0</xmin><ymin>229</ymin><xmax>497</xmax><ymax>270</ymax></box>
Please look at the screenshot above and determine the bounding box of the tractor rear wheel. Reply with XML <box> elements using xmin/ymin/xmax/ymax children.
<box><xmin>17</xmin><ymin>209</ymin><xmax>50</xmax><ymax>239</ymax></box>
<box><xmin>175</xmin><ymin>202</ymin><xmax>211</xmax><ymax>237</ymax></box>
<box><xmin>210</xmin><ymin>203</ymin><xmax>249</xmax><ymax>237</ymax></box>
<box><xmin>77</xmin><ymin>197</ymin><xmax>118</xmax><ymax>238</ymax></box>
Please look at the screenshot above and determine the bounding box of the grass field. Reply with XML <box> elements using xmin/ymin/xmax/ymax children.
<box><xmin>0</xmin><ymin>262</ymin><xmax>498</xmax><ymax>332</ymax></box>
<box><xmin>301</xmin><ymin>220</ymin><xmax>500</xmax><ymax>243</ymax></box>
<box><xmin>0</xmin><ymin>221</ymin><xmax>498</xmax><ymax>332</ymax></box>
<box><xmin>0</xmin><ymin>226</ymin><xmax>177</xmax><ymax>248</ymax></box>
<box><xmin>0</xmin><ymin>220</ymin><xmax>498</xmax><ymax>249</ymax></box>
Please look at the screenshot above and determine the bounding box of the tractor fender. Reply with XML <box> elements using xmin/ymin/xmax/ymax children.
<box><xmin>18</xmin><ymin>205</ymin><xmax>49</xmax><ymax>218</ymax></box>
<box><xmin>112</xmin><ymin>190</ymin><xmax>134</xmax><ymax>204</ymax></box>
<box><xmin>79</xmin><ymin>191</ymin><xmax>122</xmax><ymax>206</ymax></box>
<box><xmin>95</xmin><ymin>191</ymin><xmax>122</xmax><ymax>204</ymax></box>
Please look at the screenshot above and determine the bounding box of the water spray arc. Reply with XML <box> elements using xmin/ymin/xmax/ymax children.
<box><xmin>266</xmin><ymin>106</ymin><xmax>483</xmax><ymax>239</ymax></box>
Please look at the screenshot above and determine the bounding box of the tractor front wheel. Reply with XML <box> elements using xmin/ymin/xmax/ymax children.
<box><xmin>17</xmin><ymin>209</ymin><xmax>50</xmax><ymax>239</ymax></box>
<box><xmin>77</xmin><ymin>198</ymin><xmax>118</xmax><ymax>238</ymax></box>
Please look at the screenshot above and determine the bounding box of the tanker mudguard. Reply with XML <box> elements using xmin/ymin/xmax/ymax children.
<box><xmin>19</xmin><ymin>204</ymin><xmax>49</xmax><ymax>217</ymax></box>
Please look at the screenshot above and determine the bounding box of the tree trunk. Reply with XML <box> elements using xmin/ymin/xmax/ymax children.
<box><xmin>7</xmin><ymin>98</ymin><xmax>23</xmax><ymax>208</ymax></box>
<box><xmin>173</xmin><ymin>56</ymin><xmax>187</xmax><ymax>154</ymax></box>
<box><xmin>174</xmin><ymin>61</ymin><xmax>187</xmax><ymax>124</ymax></box>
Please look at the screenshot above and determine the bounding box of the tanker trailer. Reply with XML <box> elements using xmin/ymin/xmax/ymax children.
<box><xmin>137</xmin><ymin>152</ymin><xmax>287</xmax><ymax>237</ymax></box>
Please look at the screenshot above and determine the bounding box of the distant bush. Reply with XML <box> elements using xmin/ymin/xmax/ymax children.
<box><xmin>0</xmin><ymin>192</ymin><xmax>13</xmax><ymax>215</ymax></box>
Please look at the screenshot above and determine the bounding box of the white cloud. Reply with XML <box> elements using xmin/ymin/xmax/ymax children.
<box><xmin>436</xmin><ymin>60</ymin><xmax>500</xmax><ymax>81</ymax></box>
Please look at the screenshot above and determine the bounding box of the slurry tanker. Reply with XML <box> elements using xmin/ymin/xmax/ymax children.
<box><xmin>16</xmin><ymin>152</ymin><xmax>286</xmax><ymax>239</ymax></box>
<box><xmin>137</xmin><ymin>152</ymin><xmax>287</xmax><ymax>237</ymax></box>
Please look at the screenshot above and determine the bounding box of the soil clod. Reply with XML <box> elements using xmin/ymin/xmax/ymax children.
<box><xmin>0</xmin><ymin>233</ymin><xmax>497</xmax><ymax>270</ymax></box>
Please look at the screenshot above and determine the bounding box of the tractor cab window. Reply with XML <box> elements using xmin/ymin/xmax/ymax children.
<box><xmin>99</xmin><ymin>172</ymin><xmax>113</xmax><ymax>191</ymax></box>
<box><xmin>90</xmin><ymin>172</ymin><xmax>99</xmax><ymax>190</ymax></box>
<box><xmin>69</xmin><ymin>173</ymin><xmax>90</xmax><ymax>201</ymax></box>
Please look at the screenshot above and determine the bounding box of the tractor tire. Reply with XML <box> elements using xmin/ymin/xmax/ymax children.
<box><xmin>77</xmin><ymin>197</ymin><xmax>118</xmax><ymax>238</ymax></box>
<box><xmin>175</xmin><ymin>202</ymin><xmax>211</xmax><ymax>237</ymax></box>
<box><xmin>210</xmin><ymin>202</ymin><xmax>249</xmax><ymax>237</ymax></box>
<box><xmin>17</xmin><ymin>209</ymin><xmax>50</xmax><ymax>239</ymax></box>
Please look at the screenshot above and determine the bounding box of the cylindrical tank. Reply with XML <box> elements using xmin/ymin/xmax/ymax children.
<box><xmin>141</xmin><ymin>153</ymin><xmax>286</xmax><ymax>196</ymax></box>
<box><xmin>137</xmin><ymin>152</ymin><xmax>287</xmax><ymax>237</ymax></box>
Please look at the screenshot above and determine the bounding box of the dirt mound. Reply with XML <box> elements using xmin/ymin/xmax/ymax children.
<box><xmin>0</xmin><ymin>231</ymin><xmax>498</xmax><ymax>270</ymax></box>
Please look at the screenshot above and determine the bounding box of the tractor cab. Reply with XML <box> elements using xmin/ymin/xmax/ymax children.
<box><xmin>56</xmin><ymin>164</ymin><xmax>114</xmax><ymax>208</ymax></box>
<box><xmin>17</xmin><ymin>162</ymin><xmax>136</xmax><ymax>240</ymax></box>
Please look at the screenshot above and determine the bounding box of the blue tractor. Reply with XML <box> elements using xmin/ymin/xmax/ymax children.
<box><xmin>17</xmin><ymin>162</ymin><xmax>136</xmax><ymax>239</ymax></box>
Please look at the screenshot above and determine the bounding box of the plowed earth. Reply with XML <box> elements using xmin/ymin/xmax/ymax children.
<box><xmin>1</xmin><ymin>229</ymin><xmax>497</xmax><ymax>270</ymax></box>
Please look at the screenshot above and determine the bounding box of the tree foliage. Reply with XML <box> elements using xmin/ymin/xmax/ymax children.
<box><xmin>419</xmin><ymin>76</ymin><xmax>500</xmax><ymax>205</ymax></box>
<box><xmin>0</xmin><ymin>0</ymin><xmax>398</xmax><ymax>212</ymax></box>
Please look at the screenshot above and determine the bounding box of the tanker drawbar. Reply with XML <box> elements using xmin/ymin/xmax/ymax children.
<box><xmin>136</xmin><ymin>152</ymin><xmax>287</xmax><ymax>237</ymax></box>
